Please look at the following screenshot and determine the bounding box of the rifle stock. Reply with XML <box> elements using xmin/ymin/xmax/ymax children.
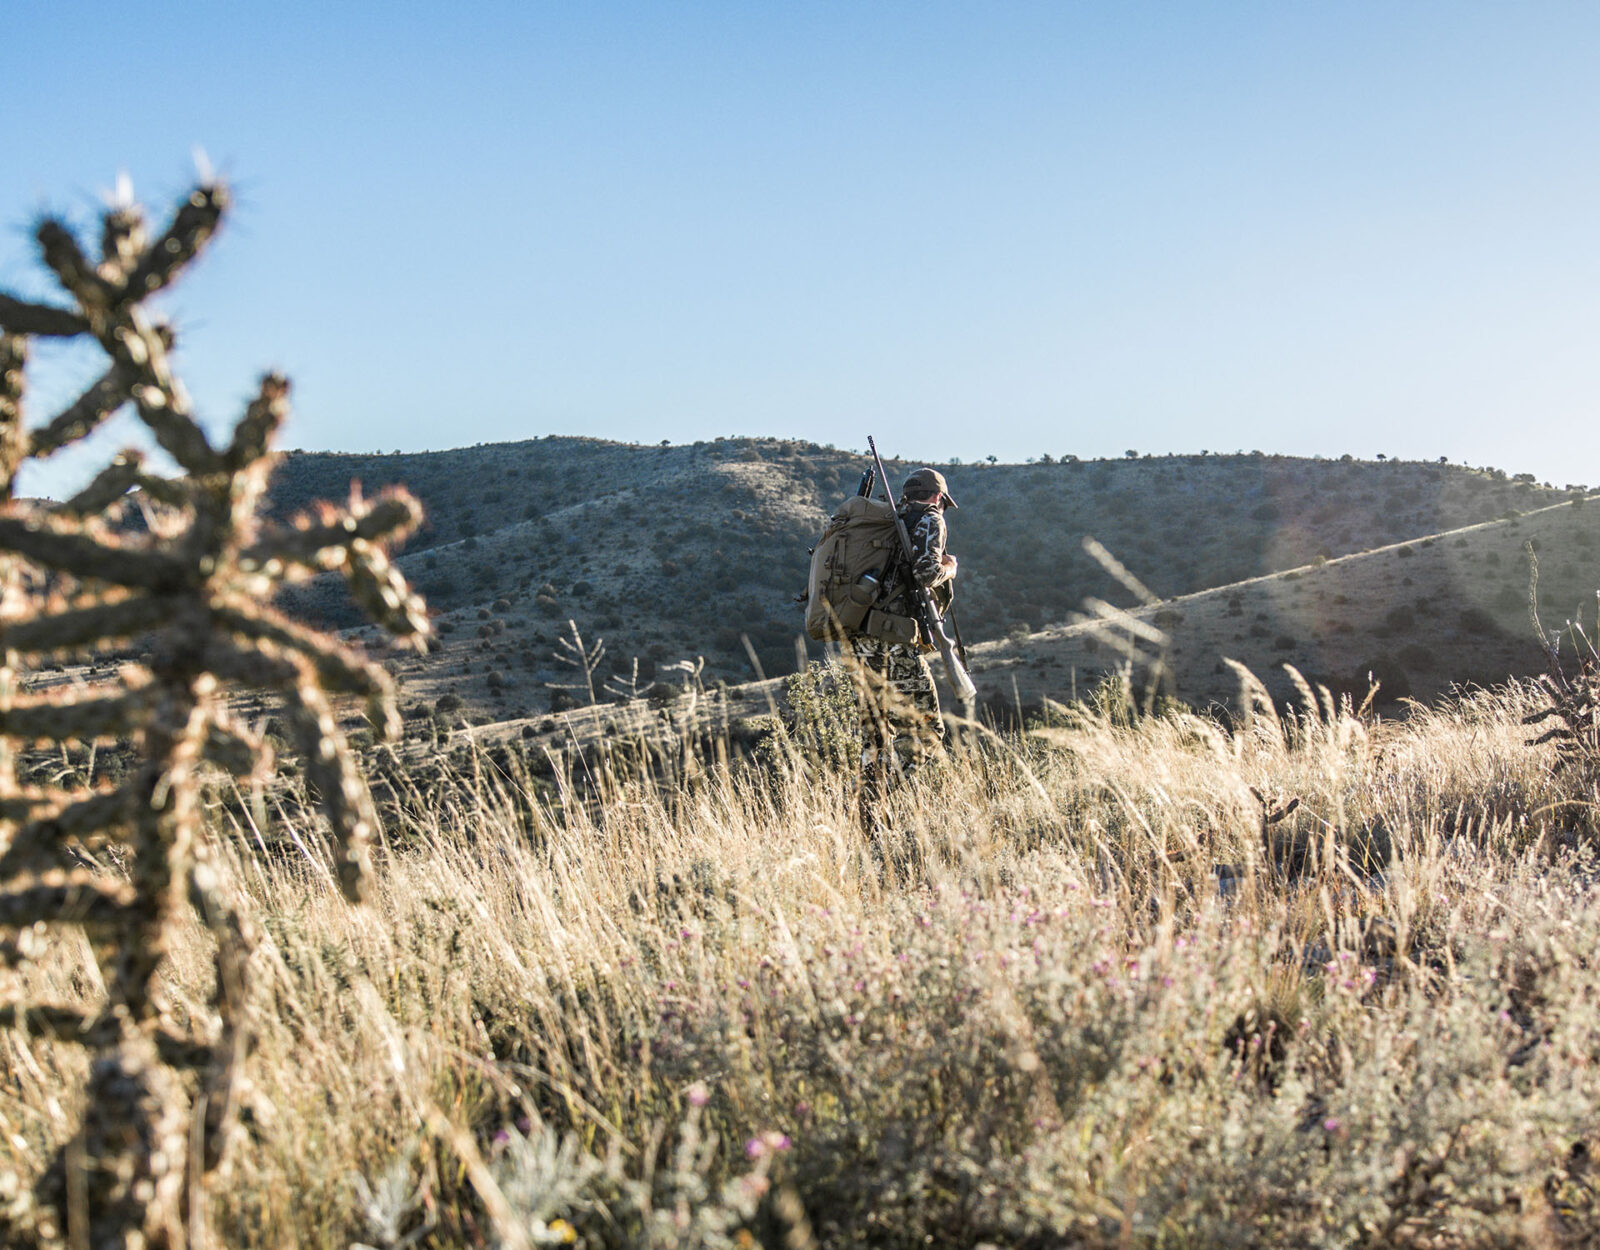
<box><xmin>866</xmin><ymin>437</ymin><xmax>978</xmax><ymax>705</ymax></box>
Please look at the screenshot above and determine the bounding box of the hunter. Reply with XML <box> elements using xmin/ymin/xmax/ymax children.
<box><xmin>847</xmin><ymin>466</ymin><xmax>959</xmax><ymax>833</ymax></box>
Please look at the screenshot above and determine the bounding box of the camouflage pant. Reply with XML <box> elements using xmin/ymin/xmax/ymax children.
<box><xmin>845</xmin><ymin>635</ymin><xmax>944</xmax><ymax>832</ymax></box>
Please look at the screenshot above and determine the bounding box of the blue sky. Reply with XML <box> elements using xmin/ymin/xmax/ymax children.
<box><xmin>5</xmin><ymin>2</ymin><xmax>1599</xmax><ymax>496</ymax></box>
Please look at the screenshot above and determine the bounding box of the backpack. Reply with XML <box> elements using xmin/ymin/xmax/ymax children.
<box><xmin>804</xmin><ymin>496</ymin><xmax>918</xmax><ymax>644</ymax></box>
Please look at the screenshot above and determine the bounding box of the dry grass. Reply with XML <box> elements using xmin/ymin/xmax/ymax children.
<box><xmin>3</xmin><ymin>670</ymin><xmax>1598</xmax><ymax>1247</ymax></box>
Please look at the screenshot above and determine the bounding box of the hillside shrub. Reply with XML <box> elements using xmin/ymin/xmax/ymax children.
<box><xmin>1398</xmin><ymin>642</ymin><xmax>1435</xmax><ymax>670</ymax></box>
<box><xmin>645</xmin><ymin>681</ymin><xmax>682</xmax><ymax>708</ymax></box>
<box><xmin>1385</xmin><ymin>605</ymin><xmax>1417</xmax><ymax>632</ymax></box>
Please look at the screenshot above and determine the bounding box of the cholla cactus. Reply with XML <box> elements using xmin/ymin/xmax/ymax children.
<box><xmin>0</xmin><ymin>178</ymin><xmax>429</xmax><ymax>1247</ymax></box>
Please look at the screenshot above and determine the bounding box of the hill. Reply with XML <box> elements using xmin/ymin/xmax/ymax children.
<box><xmin>263</xmin><ymin>438</ymin><xmax>1583</xmax><ymax>724</ymax></box>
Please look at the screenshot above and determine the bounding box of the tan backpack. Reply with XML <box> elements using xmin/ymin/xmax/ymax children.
<box><xmin>804</xmin><ymin>496</ymin><xmax>918</xmax><ymax>644</ymax></box>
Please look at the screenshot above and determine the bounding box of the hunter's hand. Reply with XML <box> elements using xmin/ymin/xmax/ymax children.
<box><xmin>941</xmin><ymin>553</ymin><xmax>957</xmax><ymax>575</ymax></box>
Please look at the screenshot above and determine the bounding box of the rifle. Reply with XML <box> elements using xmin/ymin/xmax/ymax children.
<box><xmin>867</xmin><ymin>437</ymin><xmax>978</xmax><ymax>705</ymax></box>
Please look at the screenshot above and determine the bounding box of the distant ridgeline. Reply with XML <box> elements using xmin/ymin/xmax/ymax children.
<box><xmin>266</xmin><ymin>439</ymin><xmax>1582</xmax><ymax>687</ymax></box>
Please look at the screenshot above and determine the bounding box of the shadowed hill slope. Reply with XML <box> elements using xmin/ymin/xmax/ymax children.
<box><xmin>969</xmin><ymin>494</ymin><xmax>1600</xmax><ymax>720</ymax></box>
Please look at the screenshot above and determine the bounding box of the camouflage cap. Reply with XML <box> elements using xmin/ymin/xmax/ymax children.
<box><xmin>902</xmin><ymin>467</ymin><xmax>958</xmax><ymax>508</ymax></box>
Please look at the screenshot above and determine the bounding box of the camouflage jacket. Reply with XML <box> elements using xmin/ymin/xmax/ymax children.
<box><xmin>879</xmin><ymin>500</ymin><xmax>955</xmax><ymax>616</ymax></box>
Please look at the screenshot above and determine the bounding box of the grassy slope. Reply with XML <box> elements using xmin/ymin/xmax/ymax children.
<box><xmin>6</xmin><ymin>677</ymin><xmax>1599</xmax><ymax>1246</ymax></box>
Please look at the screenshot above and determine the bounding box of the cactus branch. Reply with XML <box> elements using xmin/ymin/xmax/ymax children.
<box><xmin>0</xmin><ymin>515</ymin><xmax>190</xmax><ymax>590</ymax></box>
<box><xmin>0</xmin><ymin>293</ymin><xmax>88</xmax><ymax>338</ymax></box>
<box><xmin>35</xmin><ymin>219</ymin><xmax>113</xmax><ymax>314</ymax></box>
<box><xmin>225</xmin><ymin>372</ymin><xmax>291</xmax><ymax>471</ymax></box>
<box><xmin>285</xmin><ymin>668</ymin><xmax>376</xmax><ymax>902</ymax></box>
<box><xmin>247</xmin><ymin>493</ymin><xmax>424</xmax><ymax>571</ymax></box>
<box><xmin>0</xmin><ymin>335</ymin><xmax>28</xmax><ymax>491</ymax></box>
<box><xmin>214</xmin><ymin>601</ymin><xmax>395</xmax><ymax>709</ymax></box>
<box><xmin>346</xmin><ymin>539</ymin><xmax>431</xmax><ymax>641</ymax></box>
<box><xmin>1</xmin><ymin>593</ymin><xmax>173</xmax><ymax>657</ymax></box>
<box><xmin>99</xmin><ymin>203</ymin><xmax>148</xmax><ymax>284</ymax></box>
<box><xmin>0</xmin><ymin>795</ymin><xmax>128</xmax><ymax>877</ymax></box>
<box><xmin>0</xmin><ymin>684</ymin><xmax>155</xmax><ymax>743</ymax></box>
<box><xmin>126</xmin><ymin>183</ymin><xmax>228</xmax><ymax>298</ymax></box>
<box><xmin>29</xmin><ymin>364</ymin><xmax>132</xmax><ymax>457</ymax></box>
<box><xmin>0</xmin><ymin>870</ymin><xmax>136</xmax><ymax>931</ymax></box>
<box><xmin>58</xmin><ymin>450</ymin><xmax>147</xmax><ymax>516</ymax></box>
